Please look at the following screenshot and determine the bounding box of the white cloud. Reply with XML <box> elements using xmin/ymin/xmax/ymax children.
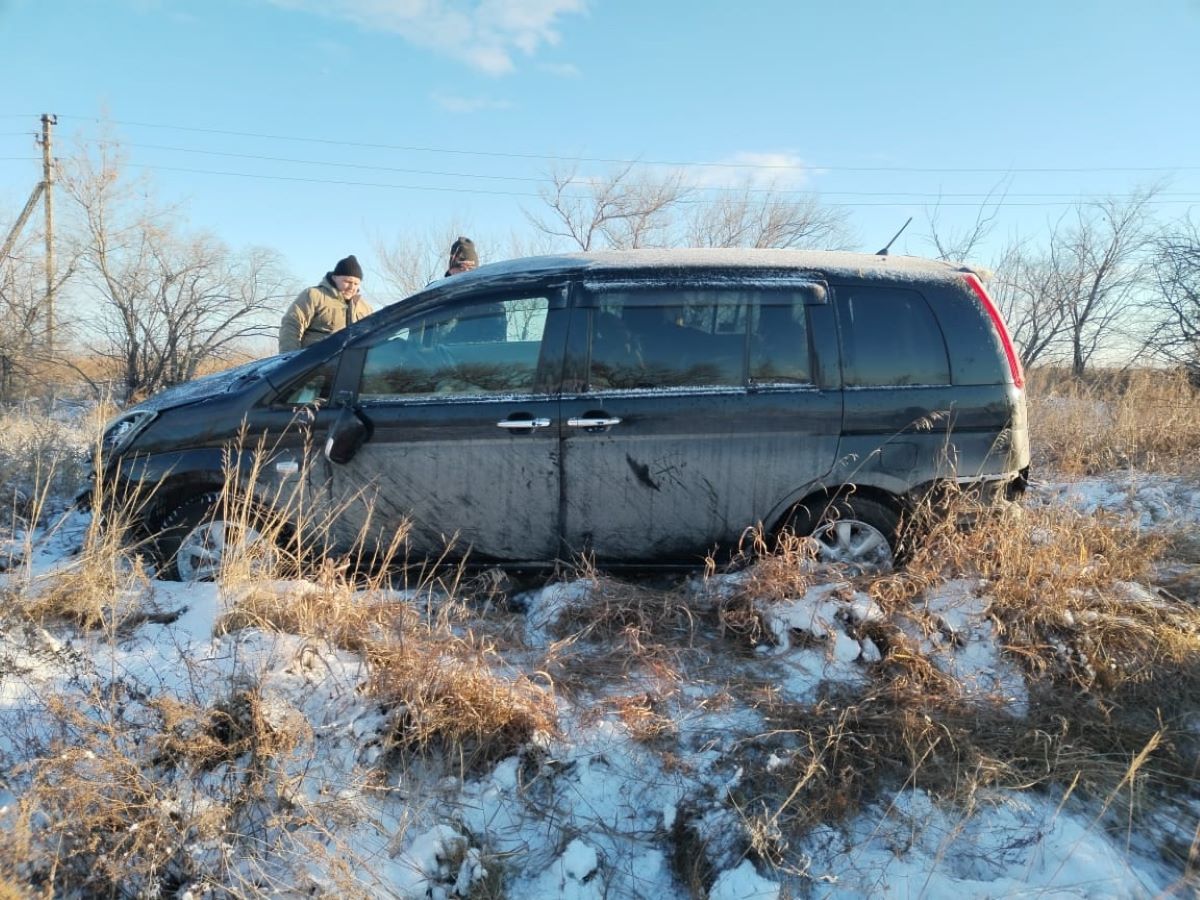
<box><xmin>267</xmin><ymin>0</ymin><xmax>587</xmax><ymax>76</ymax></box>
<box><xmin>690</xmin><ymin>151</ymin><xmax>817</xmax><ymax>190</ymax></box>
<box><xmin>538</xmin><ymin>61</ymin><xmax>581</xmax><ymax>77</ymax></box>
<box><xmin>431</xmin><ymin>92</ymin><xmax>514</xmax><ymax>113</ymax></box>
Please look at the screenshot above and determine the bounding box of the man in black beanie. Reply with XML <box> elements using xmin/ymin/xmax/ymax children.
<box><xmin>279</xmin><ymin>254</ymin><xmax>372</xmax><ymax>352</ymax></box>
<box><xmin>445</xmin><ymin>236</ymin><xmax>479</xmax><ymax>277</ymax></box>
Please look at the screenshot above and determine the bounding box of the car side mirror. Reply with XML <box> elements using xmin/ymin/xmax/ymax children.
<box><xmin>325</xmin><ymin>405</ymin><xmax>371</xmax><ymax>464</ymax></box>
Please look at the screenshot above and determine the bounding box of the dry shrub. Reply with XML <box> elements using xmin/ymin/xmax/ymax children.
<box><xmin>537</xmin><ymin>565</ymin><xmax>701</xmax><ymax>694</ymax></box>
<box><xmin>719</xmin><ymin>490</ymin><xmax>1200</xmax><ymax>870</ymax></box>
<box><xmin>368</xmin><ymin>634</ymin><xmax>557</xmax><ymax>769</ymax></box>
<box><xmin>1029</xmin><ymin>367</ymin><xmax>1200</xmax><ymax>474</ymax></box>
<box><xmin>714</xmin><ymin>529</ymin><xmax>826</xmax><ymax>649</ymax></box>
<box><xmin>216</xmin><ymin>576</ymin><xmax>422</xmax><ymax>654</ymax></box>
<box><xmin>150</xmin><ymin>687</ymin><xmax>309</xmax><ymax>774</ymax></box>
<box><xmin>0</xmin><ymin>680</ymin><xmax>317</xmax><ymax>899</ymax></box>
<box><xmin>12</xmin><ymin>477</ymin><xmax>158</xmax><ymax>632</ymax></box>
<box><xmin>894</xmin><ymin>495</ymin><xmax>1192</xmax><ymax>693</ymax></box>
<box><xmin>0</xmin><ymin>405</ymin><xmax>95</xmax><ymax>520</ymax></box>
<box><xmin>606</xmin><ymin>692</ymin><xmax>680</xmax><ymax>744</ymax></box>
<box><xmin>1</xmin><ymin>695</ymin><xmax>232</xmax><ymax>898</ymax></box>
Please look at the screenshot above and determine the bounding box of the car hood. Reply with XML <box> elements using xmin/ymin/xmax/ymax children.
<box><xmin>130</xmin><ymin>352</ymin><xmax>300</xmax><ymax>413</ymax></box>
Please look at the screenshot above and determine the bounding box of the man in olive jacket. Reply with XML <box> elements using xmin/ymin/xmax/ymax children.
<box><xmin>279</xmin><ymin>255</ymin><xmax>372</xmax><ymax>352</ymax></box>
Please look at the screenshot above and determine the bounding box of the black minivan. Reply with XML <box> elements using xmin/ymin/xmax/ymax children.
<box><xmin>96</xmin><ymin>250</ymin><xmax>1029</xmax><ymax>580</ymax></box>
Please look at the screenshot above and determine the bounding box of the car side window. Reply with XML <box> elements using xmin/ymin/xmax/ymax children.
<box><xmin>276</xmin><ymin>362</ymin><xmax>335</xmax><ymax>406</ymax></box>
<box><xmin>749</xmin><ymin>301</ymin><xmax>811</xmax><ymax>384</ymax></box>
<box><xmin>836</xmin><ymin>286</ymin><xmax>951</xmax><ymax>386</ymax></box>
<box><xmin>587</xmin><ymin>289</ymin><xmax>748</xmax><ymax>389</ymax></box>
<box><xmin>359</xmin><ymin>295</ymin><xmax>551</xmax><ymax>399</ymax></box>
<box><xmin>585</xmin><ymin>288</ymin><xmax>817</xmax><ymax>390</ymax></box>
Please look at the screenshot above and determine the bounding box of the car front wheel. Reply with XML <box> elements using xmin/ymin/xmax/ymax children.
<box><xmin>154</xmin><ymin>493</ymin><xmax>274</xmax><ymax>582</ymax></box>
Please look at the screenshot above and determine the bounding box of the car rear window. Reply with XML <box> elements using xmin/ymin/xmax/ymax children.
<box><xmin>836</xmin><ymin>286</ymin><xmax>950</xmax><ymax>387</ymax></box>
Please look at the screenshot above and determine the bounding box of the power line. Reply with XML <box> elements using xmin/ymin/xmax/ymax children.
<box><xmin>86</xmin><ymin>140</ymin><xmax>1200</xmax><ymax>201</ymax></box>
<box><xmin>123</xmin><ymin>162</ymin><xmax>545</xmax><ymax>199</ymax></box>
<box><xmin>58</xmin><ymin>114</ymin><xmax>1200</xmax><ymax>175</ymax></box>
<box><xmin>118</xmin><ymin>161</ymin><xmax>1200</xmax><ymax>208</ymax></box>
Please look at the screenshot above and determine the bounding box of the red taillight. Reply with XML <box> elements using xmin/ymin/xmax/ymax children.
<box><xmin>963</xmin><ymin>272</ymin><xmax>1024</xmax><ymax>390</ymax></box>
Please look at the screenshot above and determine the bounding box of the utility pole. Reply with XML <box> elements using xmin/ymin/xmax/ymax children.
<box><xmin>39</xmin><ymin>114</ymin><xmax>57</xmax><ymax>352</ymax></box>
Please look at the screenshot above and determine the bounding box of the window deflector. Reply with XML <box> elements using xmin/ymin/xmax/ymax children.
<box><xmin>580</xmin><ymin>277</ymin><xmax>828</xmax><ymax>303</ymax></box>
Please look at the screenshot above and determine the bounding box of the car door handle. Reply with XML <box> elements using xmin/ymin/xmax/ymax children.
<box><xmin>567</xmin><ymin>416</ymin><xmax>622</xmax><ymax>428</ymax></box>
<box><xmin>497</xmin><ymin>417</ymin><xmax>552</xmax><ymax>429</ymax></box>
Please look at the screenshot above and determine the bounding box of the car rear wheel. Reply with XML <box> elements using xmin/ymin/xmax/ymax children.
<box><xmin>790</xmin><ymin>496</ymin><xmax>901</xmax><ymax>574</ymax></box>
<box><xmin>155</xmin><ymin>493</ymin><xmax>274</xmax><ymax>582</ymax></box>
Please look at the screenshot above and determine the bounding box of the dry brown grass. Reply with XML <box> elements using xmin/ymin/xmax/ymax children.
<box><xmin>215</xmin><ymin>573</ymin><xmax>422</xmax><ymax>653</ymax></box>
<box><xmin>0</xmin><ymin>678</ymin><xmax>324</xmax><ymax>899</ymax></box>
<box><xmin>149</xmin><ymin>686</ymin><xmax>310</xmax><ymax>774</ymax></box>
<box><xmin>1028</xmin><ymin>367</ymin><xmax>1200</xmax><ymax>474</ymax></box>
<box><xmin>369</xmin><ymin>634</ymin><xmax>557</xmax><ymax>769</ymax></box>
<box><xmin>605</xmin><ymin>692</ymin><xmax>681</xmax><ymax>744</ymax></box>
<box><xmin>214</xmin><ymin>525</ymin><xmax>557</xmax><ymax>775</ymax></box>
<box><xmin>0</xmin><ymin>872</ymin><xmax>26</xmax><ymax>900</ymax></box>
<box><xmin>4</xmin><ymin>378</ymin><xmax>1200</xmax><ymax>895</ymax></box>
<box><xmin>10</xmin><ymin>458</ymin><xmax>160</xmax><ymax>632</ymax></box>
<box><xmin>713</xmin><ymin>529</ymin><xmax>829</xmax><ymax>650</ymax></box>
<box><xmin>2</xmin><ymin>694</ymin><xmax>235</xmax><ymax>897</ymax></box>
<box><xmin>710</xmin><ymin>490</ymin><xmax>1200</xmax><ymax>881</ymax></box>
<box><xmin>0</xmin><ymin>405</ymin><xmax>97</xmax><ymax>522</ymax></box>
<box><xmin>526</xmin><ymin>560</ymin><xmax>706</xmax><ymax>704</ymax></box>
<box><xmin>896</xmin><ymin>497</ymin><xmax>1190</xmax><ymax>691</ymax></box>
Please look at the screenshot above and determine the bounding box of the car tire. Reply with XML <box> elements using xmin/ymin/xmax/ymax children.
<box><xmin>789</xmin><ymin>495</ymin><xmax>901</xmax><ymax>573</ymax></box>
<box><xmin>154</xmin><ymin>492</ymin><xmax>272</xmax><ymax>582</ymax></box>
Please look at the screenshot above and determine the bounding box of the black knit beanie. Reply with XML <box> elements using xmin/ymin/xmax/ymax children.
<box><xmin>332</xmin><ymin>255</ymin><xmax>364</xmax><ymax>280</ymax></box>
<box><xmin>448</xmin><ymin>237</ymin><xmax>479</xmax><ymax>268</ymax></box>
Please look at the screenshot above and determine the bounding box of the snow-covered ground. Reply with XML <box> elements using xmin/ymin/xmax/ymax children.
<box><xmin>1</xmin><ymin>471</ymin><xmax>1198</xmax><ymax>898</ymax></box>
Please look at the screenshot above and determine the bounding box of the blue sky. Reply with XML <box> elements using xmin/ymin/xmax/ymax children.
<box><xmin>2</xmin><ymin>0</ymin><xmax>1199</xmax><ymax>295</ymax></box>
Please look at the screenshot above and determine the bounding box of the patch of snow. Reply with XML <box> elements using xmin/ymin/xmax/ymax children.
<box><xmin>709</xmin><ymin>860</ymin><xmax>780</xmax><ymax>900</ymax></box>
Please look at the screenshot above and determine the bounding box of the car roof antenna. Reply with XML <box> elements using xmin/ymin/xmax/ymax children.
<box><xmin>875</xmin><ymin>217</ymin><xmax>913</xmax><ymax>256</ymax></box>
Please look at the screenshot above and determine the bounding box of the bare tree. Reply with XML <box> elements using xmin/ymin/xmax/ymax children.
<box><xmin>528</xmin><ymin>164</ymin><xmax>853</xmax><ymax>252</ymax></box>
<box><xmin>1141</xmin><ymin>217</ymin><xmax>1200</xmax><ymax>370</ymax></box>
<box><xmin>684</xmin><ymin>179</ymin><xmax>854</xmax><ymax>250</ymax></box>
<box><xmin>0</xmin><ymin>240</ymin><xmax>43</xmax><ymax>400</ymax></box>
<box><xmin>1051</xmin><ymin>189</ymin><xmax>1157</xmax><ymax>377</ymax></box>
<box><xmin>923</xmin><ymin>177</ymin><xmax>1012</xmax><ymax>262</ymax></box>
<box><xmin>0</xmin><ymin>220</ymin><xmax>79</xmax><ymax>401</ymax></box>
<box><xmin>373</xmin><ymin>225</ymin><xmax>560</xmax><ymax>302</ymax></box>
<box><xmin>989</xmin><ymin>240</ymin><xmax>1071</xmax><ymax>368</ymax></box>
<box><xmin>525</xmin><ymin>164</ymin><xmax>690</xmax><ymax>250</ymax></box>
<box><xmin>60</xmin><ymin>140</ymin><xmax>290</xmax><ymax>401</ymax></box>
<box><xmin>373</xmin><ymin>222</ymin><xmax>474</xmax><ymax>300</ymax></box>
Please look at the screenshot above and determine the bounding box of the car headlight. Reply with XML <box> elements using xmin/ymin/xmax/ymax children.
<box><xmin>98</xmin><ymin>410</ymin><xmax>158</xmax><ymax>459</ymax></box>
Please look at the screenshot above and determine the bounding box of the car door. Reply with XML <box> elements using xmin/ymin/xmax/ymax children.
<box><xmin>323</xmin><ymin>287</ymin><xmax>568</xmax><ymax>563</ymax></box>
<box><xmin>559</xmin><ymin>279</ymin><xmax>841</xmax><ymax>564</ymax></box>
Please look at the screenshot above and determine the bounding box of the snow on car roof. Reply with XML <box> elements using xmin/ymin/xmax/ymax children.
<box><xmin>437</xmin><ymin>247</ymin><xmax>975</xmax><ymax>287</ymax></box>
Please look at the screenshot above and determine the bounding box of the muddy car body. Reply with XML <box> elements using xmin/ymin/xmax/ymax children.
<box><xmin>96</xmin><ymin>249</ymin><xmax>1030</xmax><ymax>577</ymax></box>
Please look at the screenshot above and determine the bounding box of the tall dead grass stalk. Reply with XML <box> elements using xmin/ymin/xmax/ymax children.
<box><xmin>1029</xmin><ymin>367</ymin><xmax>1200</xmax><ymax>474</ymax></box>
